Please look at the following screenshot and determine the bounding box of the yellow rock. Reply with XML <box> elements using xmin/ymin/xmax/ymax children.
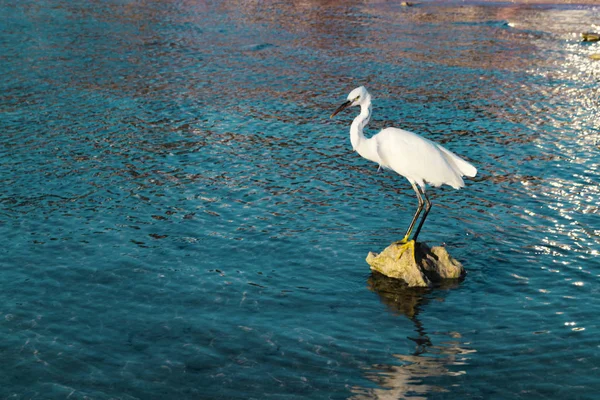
<box><xmin>589</xmin><ymin>54</ymin><xmax>600</xmax><ymax>60</ymax></box>
<box><xmin>582</xmin><ymin>32</ymin><xmax>600</xmax><ymax>42</ymax></box>
<box><xmin>366</xmin><ymin>241</ymin><xmax>465</xmax><ymax>287</ymax></box>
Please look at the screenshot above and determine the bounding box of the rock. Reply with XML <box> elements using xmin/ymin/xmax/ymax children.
<box><xmin>582</xmin><ymin>32</ymin><xmax>600</xmax><ymax>42</ymax></box>
<box><xmin>401</xmin><ymin>2</ymin><xmax>414</xmax><ymax>6</ymax></box>
<box><xmin>366</xmin><ymin>241</ymin><xmax>465</xmax><ymax>287</ymax></box>
<box><xmin>423</xmin><ymin>245</ymin><xmax>465</xmax><ymax>280</ymax></box>
<box><xmin>366</xmin><ymin>241</ymin><xmax>429</xmax><ymax>287</ymax></box>
<box><xmin>589</xmin><ymin>54</ymin><xmax>600</xmax><ymax>60</ymax></box>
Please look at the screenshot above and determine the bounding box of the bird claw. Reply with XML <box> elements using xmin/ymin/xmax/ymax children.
<box><xmin>392</xmin><ymin>239</ymin><xmax>415</xmax><ymax>261</ymax></box>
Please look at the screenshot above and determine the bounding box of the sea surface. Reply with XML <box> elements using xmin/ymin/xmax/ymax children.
<box><xmin>1</xmin><ymin>1</ymin><xmax>599</xmax><ymax>399</ymax></box>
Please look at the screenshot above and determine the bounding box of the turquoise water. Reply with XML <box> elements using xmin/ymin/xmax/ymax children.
<box><xmin>2</xmin><ymin>1</ymin><xmax>599</xmax><ymax>398</ymax></box>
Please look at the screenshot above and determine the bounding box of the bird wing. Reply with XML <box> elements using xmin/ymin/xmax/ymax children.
<box><xmin>434</xmin><ymin>144</ymin><xmax>477</xmax><ymax>178</ymax></box>
<box><xmin>374</xmin><ymin>128</ymin><xmax>472</xmax><ymax>190</ymax></box>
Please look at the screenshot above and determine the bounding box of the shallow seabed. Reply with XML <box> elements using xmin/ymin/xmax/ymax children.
<box><xmin>1</xmin><ymin>1</ymin><xmax>599</xmax><ymax>399</ymax></box>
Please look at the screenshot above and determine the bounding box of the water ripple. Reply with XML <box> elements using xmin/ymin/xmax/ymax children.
<box><xmin>2</xmin><ymin>1</ymin><xmax>600</xmax><ymax>399</ymax></box>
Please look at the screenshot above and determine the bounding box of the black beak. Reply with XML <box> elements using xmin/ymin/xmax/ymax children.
<box><xmin>330</xmin><ymin>100</ymin><xmax>352</xmax><ymax>118</ymax></box>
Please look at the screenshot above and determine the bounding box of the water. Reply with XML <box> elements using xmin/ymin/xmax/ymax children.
<box><xmin>1</xmin><ymin>1</ymin><xmax>599</xmax><ymax>398</ymax></box>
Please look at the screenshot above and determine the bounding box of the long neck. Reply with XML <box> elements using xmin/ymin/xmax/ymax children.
<box><xmin>350</xmin><ymin>97</ymin><xmax>372</xmax><ymax>150</ymax></box>
<box><xmin>350</xmin><ymin>96</ymin><xmax>379</xmax><ymax>163</ymax></box>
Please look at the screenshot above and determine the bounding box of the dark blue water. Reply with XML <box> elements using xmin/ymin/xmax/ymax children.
<box><xmin>2</xmin><ymin>1</ymin><xmax>599</xmax><ymax>398</ymax></box>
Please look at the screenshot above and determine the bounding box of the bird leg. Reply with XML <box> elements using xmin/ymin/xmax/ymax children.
<box><xmin>412</xmin><ymin>189</ymin><xmax>432</xmax><ymax>243</ymax></box>
<box><xmin>395</xmin><ymin>182</ymin><xmax>424</xmax><ymax>244</ymax></box>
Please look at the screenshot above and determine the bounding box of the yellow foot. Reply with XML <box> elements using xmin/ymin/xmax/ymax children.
<box><xmin>393</xmin><ymin>239</ymin><xmax>415</xmax><ymax>261</ymax></box>
<box><xmin>392</xmin><ymin>235</ymin><xmax>410</xmax><ymax>245</ymax></box>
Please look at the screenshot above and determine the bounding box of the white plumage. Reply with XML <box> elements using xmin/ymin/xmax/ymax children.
<box><xmin>376</xmin><ymin>127</ymin><xmax>476</xmax><ymax>189</ymax></box>
<box><xmin>331</xmin><ymin>86</ymin><xmax>477</xmax><ymax>242</ymax></box>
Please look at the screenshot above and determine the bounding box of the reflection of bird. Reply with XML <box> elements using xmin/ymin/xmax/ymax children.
<box><xmin>367</xmin><ymin>271</ymin><xmax>461</xmax><ymax>350</ymax></box>
<box><xmin>356</xmin><ymin>272</ymin><xmax>472</xmax><ymax>400</ymax></box>
<box><xmin>331</xmin><ymin>86</ymin><xmax>477</xmax><ymax>242</ymax></box>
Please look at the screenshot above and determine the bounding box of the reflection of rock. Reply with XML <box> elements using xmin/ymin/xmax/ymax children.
<box><xmin>367</xmin><ymin>272</ymin><xmax>429</xmax><ymax>318</ymax></box>
<box><xmin>366</xmin><ymin>241</ymin><xmax>465</xmax><ymax>287</ymax></box>
<box><xmin>367</xmin><ymin>271</ymin><xmax>461</xmax><ymax>318</ymax></box>
<box><xmin>582</xmin><ymin>32</ymin><xmax>600</xmax><ymax>42</ymax></box>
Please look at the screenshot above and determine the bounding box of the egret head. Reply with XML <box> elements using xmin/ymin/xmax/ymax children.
<box><xmin>331</xmin><ymin>86</ymin><xmax>370</xmax><ymax>118</ymax></box>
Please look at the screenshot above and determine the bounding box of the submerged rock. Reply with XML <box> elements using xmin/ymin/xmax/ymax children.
<box><xmin>366</xmin><ymin>241</ymin><xmax>465</xmax><ymax>287</ymax></box>
<box><xmin>582</xmin><ymin>32</ymin><xmax>600</xmax><ymax>42</ymax></box>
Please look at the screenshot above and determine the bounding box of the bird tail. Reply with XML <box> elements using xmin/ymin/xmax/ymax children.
<box><xmin>437</xmin><ymin>145</ymin><xmax>477</xmax><ymax>178</ymax></box>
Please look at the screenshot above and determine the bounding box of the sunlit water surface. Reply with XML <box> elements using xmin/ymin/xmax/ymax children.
<box><xmin>1</xmin><ymin>1</ymin><xmax>600</xmax><ymax>399</ymax></box>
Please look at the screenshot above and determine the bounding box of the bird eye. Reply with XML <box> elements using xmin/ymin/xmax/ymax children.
<box><xmin>355</xmin><ymin>96</ymin><xmax>360</xmax><ymax>101</ymax></box>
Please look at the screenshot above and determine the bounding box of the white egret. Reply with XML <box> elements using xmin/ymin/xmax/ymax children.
<box><xmin>331</xmin><ymin>86</ymin><xmax>477</xmax><ymax>243</ymax></box>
